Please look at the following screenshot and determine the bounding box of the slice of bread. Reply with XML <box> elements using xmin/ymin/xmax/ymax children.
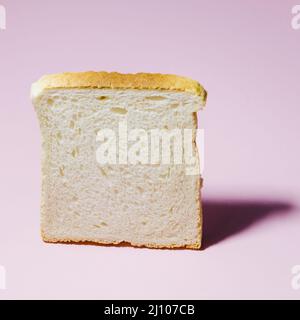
<box><xmin>31</xmin><ymin>72</ymin><xmax>207</xmax><ymax>249</ymax></box>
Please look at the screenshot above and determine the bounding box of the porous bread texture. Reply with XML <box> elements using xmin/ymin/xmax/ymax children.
<box><xmin>32</xmin><ymin>74</ymin><xmax>205</xmax><ymax>250</ymax></box>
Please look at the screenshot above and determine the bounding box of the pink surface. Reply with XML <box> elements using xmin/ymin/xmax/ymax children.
<box><xmin>0</xmin><ymin>0</ymin><xmax>300</xmax><ymax>299</ymax></box>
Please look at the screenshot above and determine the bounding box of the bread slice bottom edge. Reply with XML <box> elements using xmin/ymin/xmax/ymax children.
<box><xmin>41</xmin><ymin>232</ymin><xmax>201</xmax><ymax>250</ymax></box>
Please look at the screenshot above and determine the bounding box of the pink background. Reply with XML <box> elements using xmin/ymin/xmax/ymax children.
<box><xmin>0</xmin><ymin>0</ymin><xmax>300</xmax><ymax>299</ymax></box>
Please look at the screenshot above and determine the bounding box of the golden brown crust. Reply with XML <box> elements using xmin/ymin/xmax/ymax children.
<box><xmin>42</xmin><ymin>234</ymin><xmax>201</xmax><ymax>250</ymax></box>
<box><xmin>31</xmin><ymin>71</ymin><xmax>207</xmax><ymax>105</ymax></box>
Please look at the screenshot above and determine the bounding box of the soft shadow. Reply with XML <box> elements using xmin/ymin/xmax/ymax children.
<box><xmin>203</xmin><ymin>198</ymin><xmax>293</xmax><ymax>249</ymax></box>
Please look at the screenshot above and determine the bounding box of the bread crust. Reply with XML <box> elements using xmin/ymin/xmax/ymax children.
<box><xmin>31</xmin><ymin>71</ymin><xmax>207</xmax><ymax>105</ymax></box>
<box><xmin>41</xmin><ymin>233</ymin><xmax>201</xmax><ymax>250</ymax></box>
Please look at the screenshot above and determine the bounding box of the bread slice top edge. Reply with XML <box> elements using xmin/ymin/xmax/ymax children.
<box><xmin>31</xmin><ymin>71</ymin><xmax>207</xmax><ymax>106</ymax></box>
